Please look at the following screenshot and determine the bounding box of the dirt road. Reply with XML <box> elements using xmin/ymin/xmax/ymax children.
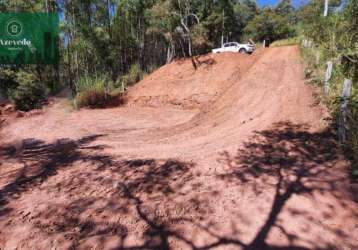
<box><xmin>0</xmin><ymin>46</ymin><xmax>357</xmax><ymax>249</ymax></box>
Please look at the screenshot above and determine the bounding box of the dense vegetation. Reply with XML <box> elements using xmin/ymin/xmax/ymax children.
<box><xmin>298</xmin><ymin>0</ymin><xmax>358</xmax><ymax>175</ymax></box>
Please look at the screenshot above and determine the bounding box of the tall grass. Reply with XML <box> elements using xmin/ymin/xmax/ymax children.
<box><xmin>74</xmin><ymin>75</ymin><xmax>108</xmax><ymax>108</ymax></box>
<box><xmin>270</xmin><ymin>37</ymin><xmax>299</xmax><ymax>47</ymax></box>
<box><xmin>73</xmin><ymin>64</ymin><xmax>146</xmax><ymax>109</ymax></box>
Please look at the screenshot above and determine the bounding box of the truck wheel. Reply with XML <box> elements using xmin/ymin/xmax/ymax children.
<box><xmin>239</xmin><ymin>48</ymin><xmax>247</xmax><ymax>54</ymax></box>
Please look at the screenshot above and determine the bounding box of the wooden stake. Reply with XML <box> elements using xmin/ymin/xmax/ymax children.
<box><xmin>338</xmin><ymin>79</ymin><xmax>352</xmax><ymax>142</ymax></box>
<box><xmin>315</xmin><ymin>51</ymin><xmax>320</xmax><ymax>65</ymax></box>
<box><xmin>324</xmin><ymin>61</ymin><xmax>333</xmax><ymax>95</ymax></box>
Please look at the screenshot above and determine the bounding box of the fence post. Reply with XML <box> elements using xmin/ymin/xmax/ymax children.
<box><xmin>324</xmin><ymin>61</ymin><xmax>333</xmax><ymax>95</ymax></box>
<box><xmin>305</xmin><ymin>40</ymin><xmax>309</xmax><ymax>48</ymax></box>
<box><xmin>338</xmin><ymin>79</ymin><xmax>352</xmax><ymax>142</ymax></box>
<box><xmin>315</xmin><ymin>50</ymin><xmax>320</xmax><ymax>65</ymax></box>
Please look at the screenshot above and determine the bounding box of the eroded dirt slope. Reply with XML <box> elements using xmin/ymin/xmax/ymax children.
<box><xmin>0</xmin><ymin>46</ymin><xmax>357</xmax><ymax>250</ymax></box>
<box><xmin>126</xmin><ymin>51</ymin><xmax>263</xmax><ymax>109</ymax></box>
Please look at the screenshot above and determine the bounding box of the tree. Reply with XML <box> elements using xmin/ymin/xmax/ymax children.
<box><xmin>274</xmin><ymin>0</ymin><xmax>297</xmax><ymax>25</ymax></box>
<box><xmin>275</xmin><ymin>0</ymin><xmax>294</xmax><ymax>16</ymax></box>
<box><xmin>298</xmin><ymin>0</ymin><xmax>343</xmax><ymax>48</ymax></box>
<box><xmin>171</xmin><ymin>0</ymin><xmax>201</xmax><ymax>69</ymax></box>
<box><xmin>233</xmin><ymin>0</ymin><xmax>259</xmax><ymax>38</ymax></box>
<box><xmin>244</xmin><ymin>8</ymin><xmax>293</xmax><ymax>43</ymax></box>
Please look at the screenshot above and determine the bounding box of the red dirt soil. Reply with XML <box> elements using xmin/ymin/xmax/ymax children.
<box><xmin>0</xmin><ymin>46</ymin><xmax>357</xmax><ymax>250</ymax></box>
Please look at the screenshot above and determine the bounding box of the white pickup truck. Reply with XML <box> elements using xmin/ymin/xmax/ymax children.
<box><xmin>212</xmin><ymin>42</ymin><xmax>255</xmax><ymax>54</ymax></box>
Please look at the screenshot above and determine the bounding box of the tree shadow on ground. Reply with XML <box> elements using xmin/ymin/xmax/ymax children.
<box><xmin>110</xmin><ymin>121</ymin><xmax>355</xmax><ymax>250</ymax></box>
<box><xmin>0</xmin><ymin>134</ymin><xmax>111</xmax><ymax>208</ymax></box>
<box><xmin>27</xmin><ymin>158</ymin><xmax>200</xmax><ymax>249</ymax></box>
<box><xmin>0</xmin><ymin>134</ymin><xmax>203</xmax><ymax>249</ymax></box>
<box><xmin>0</xmin><ymin>122</ymin><xmax>356</xmax><ymax>249</ymax></box>
<box><xmin>217</xmin><ymin>121</ymin><xmax>356</xmax><ymax>250</ymax></box>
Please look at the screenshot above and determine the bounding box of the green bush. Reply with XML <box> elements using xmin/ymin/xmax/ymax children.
<box><xmin>0</xmin><ymin>68</ymin><xmax>18</xmax><ymax>98</ymax></box>
<box><xmin>121</xmin><ymin>63</ymin><xmax>143</xmax><ymax>86</ymax></box>
<box><xmin>74</xmin><ymin>75</ymin><xmax>108</xmax><ymax>108</ymax></box>
<box><xmin>11</xmin><ymin>71</ymin><xmax>46</xmax><ymax>111</ymax></box>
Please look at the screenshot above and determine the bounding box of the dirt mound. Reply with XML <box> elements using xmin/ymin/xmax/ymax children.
<box><xmin>126</xmin><ymin>50</ymin><xmax>263</xmax><ymax>109</ymax></box>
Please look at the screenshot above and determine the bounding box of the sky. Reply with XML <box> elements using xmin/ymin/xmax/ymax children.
<box><xmin>257</xmin><ymin>0</ymin><xmax>309</xmax><ymax>8</ymax></box>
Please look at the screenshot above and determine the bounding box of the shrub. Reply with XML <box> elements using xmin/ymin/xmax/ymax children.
<box><xmin>121</xmin><ymin>63</ymin><xmax>143</xmax><ymax>86</ymax></box>
<box><xmin>0</xmin><ymin>68</ymin><xmax>18</xmax><ymax>98</ymax></box>
<box><xmin>74</xmin><ymin>75</ymin><xmax>108</xmax><ymax>108</ymax></box>
<box><xmin>11</xmin><ymin>71</ymin><xmax>46</xmax><ymax>111</ymax></box>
